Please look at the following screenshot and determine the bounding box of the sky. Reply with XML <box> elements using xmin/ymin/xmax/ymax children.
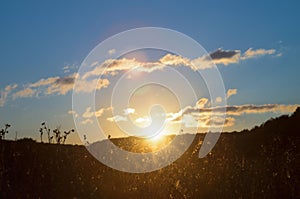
<box><xmin>0</xmin><ymin>0</ymin><xmax>299</xmax><ymax>144</ymax></box>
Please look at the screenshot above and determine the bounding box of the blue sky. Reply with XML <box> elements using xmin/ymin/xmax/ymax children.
<box><xmin>0</xmin><ymin>1</ymin><xmax>299</xmax><ymax>144</ymax></box>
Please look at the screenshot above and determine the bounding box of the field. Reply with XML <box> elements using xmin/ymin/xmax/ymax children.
<box><xmin>0</xmin><ymin>109</ymin><xmax>299</xmax><ymax>198</ymax></box>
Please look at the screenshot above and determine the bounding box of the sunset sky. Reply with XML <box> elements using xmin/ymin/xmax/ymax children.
<box><xmin>0</xmin><ymin>1</ymin><xmax>299</xmax><ymax>144</ymax></box>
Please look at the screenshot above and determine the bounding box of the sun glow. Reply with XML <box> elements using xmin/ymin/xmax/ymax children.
<box><xmin>149</xmin><ymin>132</ymin><xmax>165</xmax><ymax>142</ymax></box>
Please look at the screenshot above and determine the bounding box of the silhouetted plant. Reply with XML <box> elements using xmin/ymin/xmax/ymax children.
<box><xmin>39</xmin><ymin>122</ymin><xmax>74</xmax><ymax>144</ymax></box>
<box><xmin>52</xmin><ymin>127</ymin><xmax>75</xmax><ymax>144</ymax></box>
<box><xmin>83</xmin><ymin>134</ymin><xmax>89</xmax><ymax>145</ymax></box>
<box><xmin>53</xmin><ymin>128</ymin><xmax>61</xmax><ymax>144</ymax></box>
<box><xmin>39</xmin><ymin>127</ymin><xmax>43</xmax><ymax>143</ymax></box>
<box><xmin>62</xmin><ymin>129</ymin><xmax>75</xmax><ymax>144</ymax></box>
<box><xmin>40</xmin><ymin>122</ymin><xmax>51</xmax><ymax>143</ymax></box>
<box><xmin>0</xmin><ymin>124</ymin><xmax>11</xmax><ymax>140</ymax></box>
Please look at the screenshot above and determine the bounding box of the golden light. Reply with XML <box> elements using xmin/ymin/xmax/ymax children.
<box><xmin>149</xmin><ymin>131</ymin><xmax>165</xmax><ymax>142</ymax></box>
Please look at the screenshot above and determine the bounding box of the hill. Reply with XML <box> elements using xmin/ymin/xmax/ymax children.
<box><xmin>0</xmin><ymin>108</ymin><xmax>299</xmax><ymax>198</ymax></box>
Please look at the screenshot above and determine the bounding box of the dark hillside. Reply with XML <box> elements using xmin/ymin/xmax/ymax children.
<box><xmin>0</xmin><ymin>108</ymin><xmax>299</xmax><ymax>198</ymax></box>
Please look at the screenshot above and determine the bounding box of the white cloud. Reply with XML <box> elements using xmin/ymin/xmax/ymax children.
<box><xmin>68</xmin><ymin>110</ymin><xmax>79</xmax><ymax>118</ymax></box>
<box><xmin>124</xmin><ymin>108</ymin><xmax>135</xmax><ymax>115</ymax></box>
<box><xmin>82</xmin><ymin>106</ymin><xmax>112</xmax><ymax>118</ymax></box>
<box><xmin>81</xmin><ymin>119</ymin><xmax>93</xmax><ymax>125</ymax></box>
<box><xmin>107</xmin><ymin>115</ymin><xmax>127</xmax><ymax>122</ymax></box>
<box><xmin>134</xmin><ymin>116</ymin><xmax>151</xmax><ymax>127</ymax></box>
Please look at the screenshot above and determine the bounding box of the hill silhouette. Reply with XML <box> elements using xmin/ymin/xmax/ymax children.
<box><xmin>0</xmin><ymin>108</ymin><xmax>299</xmax><ymax>198</ymax></box>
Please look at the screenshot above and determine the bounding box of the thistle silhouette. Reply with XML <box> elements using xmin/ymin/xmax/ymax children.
<box><xmin>40</xmin><ymin>122</ymin><xmax>51</xmax><ymax>143</ymax></box>
<box><xmin>0</xmin><ymin>124</ymin><xmax>11</xmax><ymax>140</ymax></box>
<box><xmin>39</xmin><ymin>122</ymin><xmax>75</xmax><ymax>144</ymax></box>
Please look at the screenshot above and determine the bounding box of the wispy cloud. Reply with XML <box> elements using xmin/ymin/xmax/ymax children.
<box><xmin>82</xmin><ymin>106</ymin><xmax>112</xmax><ymax>119</ymax></box>
<box><xmin>166</xmin><ymin>97</ymin><xmax>298</xmax><ymax>128</ymax></box>
<box><xmin>8</xmin><ymin>73</ymin><xmax>110</xmax><ymax>101</ymax></box>
<box><xmin>175</xmin><ymin>104</ymin><xmax>298</xmax><ymax>119</ymax></box>
<box><xmin>0</xmin><ymin>84</ymin><xmax>18</xmax><ymax>107</ymax></box>
<box><xmin>0</xmin><ymin>47</ymin><xmax>277</xmax><ymax>107</ymax></box>
<box><xmin>241</xmin><ymin>48</ymin><xmax>276</xmax><ymax>60</ymax></box>
<box><xmin>80</xmin><ymin>106</ymin><xmax>112</xmax><ymax>124</ymax></box>
<box><xmin>181</xmin><ymin>115</ymin><xmax>235</xmax><ymax>128</ymax></box>
<box><xmin>196</xmin><ymin>98</ymin><xmax>209</xmax><ymax>108</ymax></box>
<box><xmin>68</xmin><ymin>110</ymin><xmax>79</xmax><ymax>118</ymax></box>
<box><xmin>82</xmin><ymin>48</ymin><xmax>276</xmax><ymax>79</ymax></box>
<box><xmin>81</xmin><ymin>118</ymin><xmax>93</xmax><ymax>125</ymax></box>
<box><xmin>107</xmin><ymin>115</ymin><xmax>127</xmax><ymax>122</ymax></box>
<box><xmin>12</xmin><ymin>88</ymin><xmax>36</xmax><ymax>99</ymax></box>
<box><xmin>227</xmin><ymin>89</ymin><xmax>237</xmax><ymax>99</ymax></box>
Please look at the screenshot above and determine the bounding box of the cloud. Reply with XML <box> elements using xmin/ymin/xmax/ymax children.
<box><xmin>179</xmin><ymin>114</ymin><xmax>235</xmax><ymax>128</ymax></box>
<box><xmin>159</xmin><ymin>54</ymin><xmax>190</xmax><ymax>66</ymax></box>
<box><xmin>242</xmin><ymin>48</ymin><xmax>276</xmax><ymax>60</ymax></box>
<box><xmin>215</xmin><ymin>97</ymin><xmax>223</xmax><ymax>103</ymax></box>
<box><xmin>181</xmin><ymin>114</ymin><xmax>198</xmax><ymax>128</ymax></box>
<box><xmin>28</xmin><ymin>73</ymin><xmax>76</xmax><ymax>96</ymax></box>
<box><xmin>12</xmin><ymin>88</ymin><xmax>36</xmax><ymax>99</ymax></box>
<box><xmin>227</xmin><ymin>89</ymin><xmax>237</xmax><ymax>99</ymax></box>
<box><xmin>134</xmin><ymin>116</ymin><xmax>151</xmax><ymax>127</ymax></box>
<box><xmin>45</xmin><ymin>75</ymin><xmax>75</xmax><ymax>95</ymax></box>
<box><xmin>166</xmin><ymin>96</ymin><xmax>298</xmax><ymax>128</ymax></box>
<box><xmin>223</xmin><ymin>104</ymin><xmax>298</xmax><ymax>116</ymax></box>
<box><xmin>0</xmin><ymin>47</ymin><xmax>277</xmax><ymax>107</ymax></box>
<box><xmin>74</xmin><ymin>78</ymin><xmax>110</xmax><ymax>93</ymax></box>
<box><xmin>68</xmin><ymin>110</ymin><xmax>79</xmax><ymax>118</ymax></box>
<box><xmin>81</xmin><ymin>119</ymin><xmax>93</xmax><ymax>125</ymax></box>
<box><xmin>196</xmin><ymin>98</ymin><xmax>209</xmax><ymax>108</ymax></box>
<box><xmin>108</xmin><ymin>49</ymin><xmax>116</xmax><ymax>55</ymax></box>
<box><xmin>124</xmin><ymin>108</ymin><xmax>135</xmax><ymax>115</ymax></box>
<box><xmin>179</xmin><ymin>104</ymin><xmax>299</xmax><ymax>118</ymax></box>
<box><xmin>82</xmin><ymin>107</ymin><xmax>94</xmax><ymax>118</ymax></box>
<box><xmin>10</xmin><ymin>72</ymin><xmax>110</xmax><ymax>101</ymax></box>
<box><xmin>82</xmin><ymin>106</ymin><xmax>112</xmax><ymax>118</ymax></box>
<box><xmin>208</xmin><ymin>49</ymin><xmax>241</xmax><ymax>65</ymax></box>
<box><xmin>107</xmin><ymin>115</ymin><xmax>127</xmax><ymax>122</ymax></box>
<box><xmin>203</xmin><ymin>116</ymin><xmax>235</xmax><ymax>128</ymax></box>
<box><xmin>82</xmin><ymin>47</ymin><xmax>275</xmax><ymax>80</ymax></box>
<box><xmin>0</xmin><ymin>84</ymin><xmax>18</xmax><ymax>107</ymax></box>
<box><xmin>95</xmin><ymin>107</ymin><xmax>112</xmax><ymax>117</ymax></box>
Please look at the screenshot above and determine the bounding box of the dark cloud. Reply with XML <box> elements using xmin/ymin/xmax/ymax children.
<box><xmin>55</xmin><ymin>76</ymin><xmax>75</xmax><ymax>85</ymax></box>
<box><xmin>209</xmin><ymin>49</ymin><xmax>240</xmax><ymax>60</ymax></box>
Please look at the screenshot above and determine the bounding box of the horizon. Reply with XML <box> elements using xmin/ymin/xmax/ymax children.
<box><xmin>2</xmin><ymin>108</ymin><xmax>298</xmax><ymax>145</ymax></box>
